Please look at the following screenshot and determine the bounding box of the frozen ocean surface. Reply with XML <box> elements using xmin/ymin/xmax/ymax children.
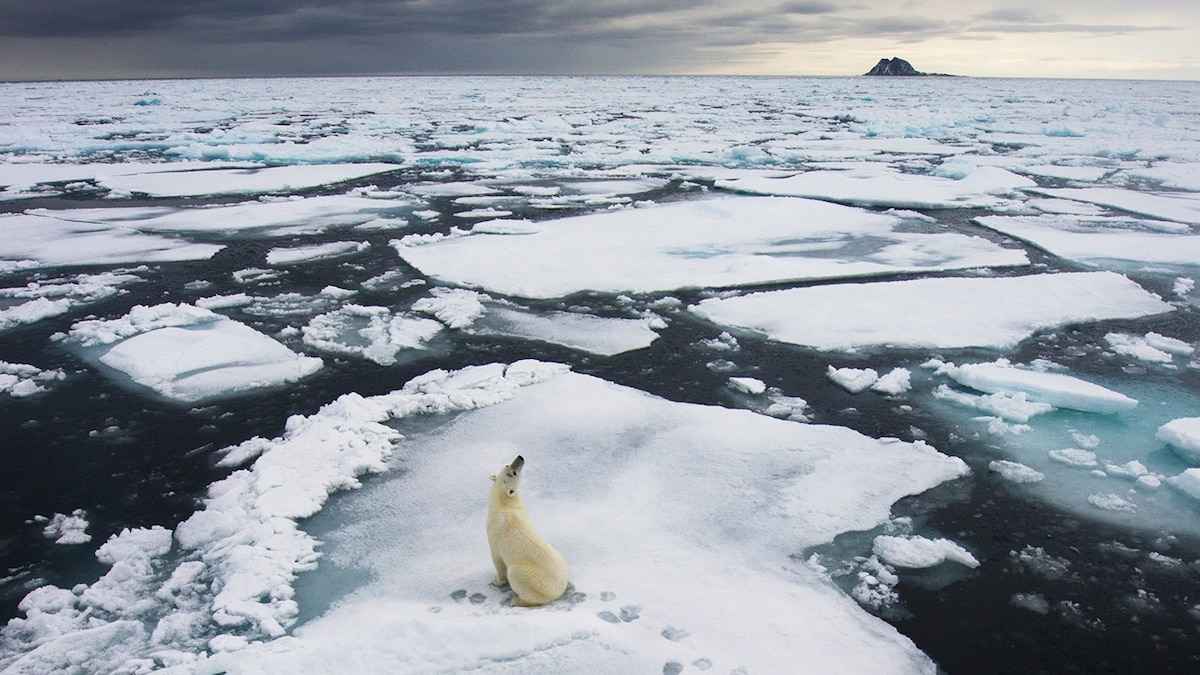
<box><xmin>1</xmin><ymin>75</ymin><xmax>1199</xmax><ymax>674</ymax></box>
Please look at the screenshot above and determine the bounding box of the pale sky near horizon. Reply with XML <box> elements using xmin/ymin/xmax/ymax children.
<box><xmin>1</xmin><ymin>1</ymin><xmax>1197</xmax><ymax>81</ymax></box>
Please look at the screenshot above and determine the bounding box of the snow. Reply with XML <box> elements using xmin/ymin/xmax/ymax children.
<box><xmin>1157</xmin><ymin>418</ymin><xmax>1200</xmax><ymax>464</ymax></box>
<box><xmin>946</xmin><ymin>360</ymin><xmax>1138</xmax><ymax>414</ymax></box>
<box><xmin>65</xmin><ymin>303</ymin><xmax>323</xmax><ymax>403</ymax></box>
<box><xmin>395</xmin><ymin>195</ymin><xmax>1027</xmax><ymax>299</ymax></box>
<box><xmin>872</xmin><ymin>535</ymin><xmax>979</xmax><ymax>570</ymax></box>
<box><xmin>693</xmin><ymin>272</ymin><xmax>1171</xmax><ymax>352</ymax></box>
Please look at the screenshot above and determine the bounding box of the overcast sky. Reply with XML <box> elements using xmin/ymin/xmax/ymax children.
<box><xmin>1</xmin><ymin>1</ymin><xmax>1196</xmax><ymax>81</ymax></box>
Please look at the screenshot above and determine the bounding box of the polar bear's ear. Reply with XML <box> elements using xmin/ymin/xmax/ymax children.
<box><xmin>490</xmin><ymin>474</ymin><xmax>497</xmax><ymax>482</ymax></box>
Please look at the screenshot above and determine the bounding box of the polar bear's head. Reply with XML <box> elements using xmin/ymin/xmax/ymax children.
<box><xmin>491</xmin><ymin>455</ymin><xmax>525</xmax><ymax>497</ymax></box>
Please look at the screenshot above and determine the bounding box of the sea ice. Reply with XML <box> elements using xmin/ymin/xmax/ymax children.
<box><xmin>715</xmin><ymin>164</ymin><xmax>1035</xmax><ymax>209</ymax></box>
<box><xmin>476</xmin><ymin>305</ymin><xmax>661</xmax><ymax>356</ymax></box>
<box><xmin>65</xmin><ymin>303</ymin><xmax>323</xmax><ymax>403</ymax></box>
<box><xmin>0</xmin><ymin>213</ymin><xmax>223</xmax><ymax>269</ymax></box>
<box><xmin>40</xmin><ymin>510</ymin><xmax>91</xmax><ymax>545</ymax></box>
<box><xmin>1030</xmin><ymin>187</ymin><xmax>1200</xmax><ymax>225</ymax></box>
<box><xmin>1106</xmin><ymin>333</ymin><xmax>1194</xmax><ymax>366</ymax></box>
<box><xmin>828</xmin><ymin>366</ymin><xmax>879</xmax><ymax>393</ymax></box>
<box><xmin>872</xmin><ymin>535</ymin><xmax>980</xmax><ymax>569</ymax></box>
<box><xmin>395</xmin><ymin>195</ymin><xmax>1027</xmax><ymax>299</ymax></box>
<box><xmin>975</xmin><ymin>215</ymin><xmax>1200</xmax><ymax>268</ymax></box>
<box><xmin>1157</xmin><ymin>418</ymin><xmax>1200</xmax><ymax>464</ymax></box>
<box><xmin>0</xmin><ymin>360</ymin><xmax>64</xmax><ymax>397</ymax></box>
<box><xmin>0</xmin><ymin>362</ymin><xmax>966</xmax><ymax>673</ymax></box>
<box><xmin>301</xmin><ymin>306</ymin><xmax>443</xmax><ymax>365</ymax></box>
<box><xmin>693</xmin><ymin>272</ymin><xmax>1171</xmax><ymax>351</ymax></box>
<box><xmin>988</xmin><ymin>460</ymin><xmax>1046</xmax><ymax>484</ymax></box>
<box><xmin>266</xmin><ymin>241</ymin><xmax>370</xmax><ymax>266</ymax></box>
<box><xmin>947</xmin><ymin>360</ymin><xmax>1138</xmax><ymax>414</ymax></box>
<box><xmin>94</xmin><ymin>163</ymin><xmax>402</xmax><ymax>198</ymax></box>
<box><xmin>36</xmin><ymin>195</ymin><xmax>409</xmax><ymax>237</ymax></box>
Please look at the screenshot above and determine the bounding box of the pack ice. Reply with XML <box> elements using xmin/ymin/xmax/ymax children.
<box><xmin>0</xmin><ymin>362</ymin><xmax>966</xmax><ymax>674</ymax></box>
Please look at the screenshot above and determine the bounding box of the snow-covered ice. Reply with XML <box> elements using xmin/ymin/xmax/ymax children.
<box><xmin>0</xmin><ymin>213</ymin><xmax>223</xmax><ymax>269</ymax></box>
<box><xmin>872</xmin><ymin>535</ymin><xmax>980</xmax><ymax>570</ymax></box>
<box><xmin>65</xmin><ymin>303</ymin><xmax>323</xmax><ymax>403</ymax></box>
<box><xmin>395</xmin><ymin>196</ymin><xmax>1028</xmax><ymax>299</ymax></box>
<box><xmin>0</xmin><ymin>360</ymin><xmax>65</xmax><ymax>397</ymax></box>
<box><xmin>1157</xmin><ymin>418</ymin><xmax>1200</xmax><ymax>464</ymax></box>
<box><xmin>0</xmin><ymin>362</ymin><xmax>966</xmax><ymax>674</ymax></box>
<box><xmin>946</xmin><ymin>360</ymin><xmax>1139</xmax><ymax>414</ymax></box>
<box><xmin>693</xmin><ymin>272</ymin><xmax>1171</xmax><ymax>352</ymax></box>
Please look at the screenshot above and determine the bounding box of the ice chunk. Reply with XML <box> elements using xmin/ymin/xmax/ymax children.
<box><xmin>395</xmin><ymin>196</ymin><xmax>1027</xmax><ymax>299</ymax></box>
<box><xmin>872</xmin><ymin>368</ymin><xmax>912</xmax><ymax>395</ymax></box>
<box><xmin>266</xmin><ymin>241</ymin><xmax>370</xmax><ymax>266</ymax></box>
<box><xmin>0</xmin><ymin>360</ymin><xmax>65</xmax><ymax>397</ymax></box>
<box><xmin>933</xmin><ymin>385</ymin><xmax>1054</xmax><ymax>423</ymax></box>
<box><xmin>693</xmin><ymin>272</ymin><xmax>1170</xmax><ymax>351</ymax></box>
<box><xmin>1088</xmin><ymin>493</ymin><xmax>1137</xmax><ymax>513</ymax></box>
<box><xmin>873</xmin><ymin>535</ymin><xmax>980</xmax><ymax>569</ymax></box>
<box><xmin>411</xmin><ymin>288</ymin><xmax>487</xmax><ymax>329</ymax></box>
<box><xmin>827</xmin><ymin>366</ymin><xmax>878</xmax><ymax>393</ymax></box>
<box><xmin>989</xmin><ymin>460</ymin><xmax>1046</xmax><ymax>484</ymax></box>
<box><xmin>948</xmin><ymin>360</ymin><xmax>1138</xmax><ymax>414</ymax></box>
<box><xmin>483</xmin><ymin>305</ymin><xmax>661</xmax><ymax>356</ymax></box>
<box><xmin>40</xmin><ymin>510</ymin><xmax>91</xmax><ymax>545</ymax></box>
<box><xmin>66</xmin><ymin>303</ymin><xmax>323</xmax><ymax>403</ymax></box>
<box><xmin>728</xmin><ymin>377</ymin><xmax>767</xmax><ymax>395</ymax></box>
<box><xmin>1167</xmin><ymin>469</ymin><xmax>1200</xmax><ymax>501</ymax></box>
<box><xmin>1048</xmin><ymin>448</ymin><xmax>1099</xmax><ymax>468</ymax></box>
<box><xmin>1157</xmin><ymin>418</ymin><xmax>1200</xmax><ymax>464</ymax></box>
<box><xmin>301</xmin><ymin>305</ymin><xmax>443</xmax><ymax>365</ymax></box>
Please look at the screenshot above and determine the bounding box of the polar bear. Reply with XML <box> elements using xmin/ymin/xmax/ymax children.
<box><xmin>487</xmin><ymin>455</ymin><xmax>569</xmax><ymax>607</ymax></box>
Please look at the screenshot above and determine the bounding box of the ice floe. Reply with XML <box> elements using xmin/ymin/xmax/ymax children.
<box><xmin>0</xmin><ymin>362</ymin><xmax>966</xmax><ymax>673</ymax></box>
<box><xmin>693</xmin><ymin>272</ymin><xmax>1171</xmax><ymax>351</ymax></box>
<box><xmin>715</xmin><ymin>164</ymin><xmax>1035</xmax><ymax>209</ymax></box>
<box><xmin>266</xmin><ymin>241</ymin><xmax>370</xmax><ymax>266</ymax></box>
<box><xmin>96</xmin><ymin>163</ymin><xmax>401</xmax><ymax>198</ymax></box>
<box><xmin>395</xmin><ymin>196</ymin><xmax>1027</xmax><ymax>299</ymax></box>
<box><xmin>39</xmin><ymin>510</ymin><xmax>91</xmax><ymax>545</ymax></box>
<box><xmin>64</xmin><ymin>303</ymin><xmax>323</xmax><ymax>403</ymax></box>
<box><xmin>975</xmin><ymin>214</ymin><xmax>1200</xmax><ymax>268</ymax></box>
<box><xmin>0</xmin><ymin>213</ymin><xmax>223</xmax><ymax>269</ymax></box>
<box><xmin>945</xmin><ymin>360</ymin><xmax>1139</xmax><ymax>414</ymax></box>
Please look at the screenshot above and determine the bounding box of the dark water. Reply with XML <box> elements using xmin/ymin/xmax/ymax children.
<box><xmin>3</xmin><ymin>183</ymin><xmax>1200</xmax><ymax>672</ymax></box>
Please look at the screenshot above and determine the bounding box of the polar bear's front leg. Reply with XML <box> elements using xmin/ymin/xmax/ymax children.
<box><xmin>491</xmin><ymin>553</ymin><xmax>509</xmax><ymax>588</ymax></box>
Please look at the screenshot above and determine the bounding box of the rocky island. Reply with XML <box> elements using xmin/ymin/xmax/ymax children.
<box><xmin>864</xmin><ymin>57</ymin><xmax>952</xmax><ymax>76</ymax></box>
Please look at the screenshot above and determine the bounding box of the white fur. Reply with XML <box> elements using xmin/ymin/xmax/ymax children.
<box><xmin>486</xmin><ymin>455</ymin><xmax>568</xmax><ymax>607</ymax></box>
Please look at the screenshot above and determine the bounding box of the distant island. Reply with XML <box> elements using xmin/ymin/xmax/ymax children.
<box><xmin>863</xmin><ymin>57</ymin><xmax>954</xmax><ymax>77</ymax></box>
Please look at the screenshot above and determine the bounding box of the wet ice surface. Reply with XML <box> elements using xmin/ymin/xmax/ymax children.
<box><xmin>1</xmin><ymin>76</ymin><xmax>1199</xmax><ymax>673</ymax></box>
